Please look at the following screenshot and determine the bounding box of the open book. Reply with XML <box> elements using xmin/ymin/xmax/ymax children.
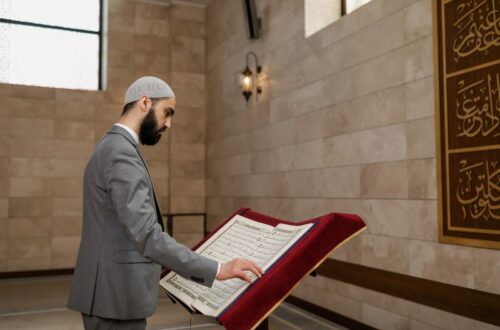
<box><xmin>160</xmin><ymin>214</ymin><xmax>315</xmax><ymax>317</ymax></box>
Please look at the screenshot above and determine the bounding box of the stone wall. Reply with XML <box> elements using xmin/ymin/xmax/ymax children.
<box><xmin>0</xmin><ymin>0</ymin><xmax>206</xmax><ymax>272</ymax></box>
<box><xmin>204</xmin><ymin>0</ymin><xmax>500</xmax><ymax>328</ymax></box>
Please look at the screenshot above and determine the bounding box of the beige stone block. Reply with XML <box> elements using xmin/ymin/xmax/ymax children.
<box><xmin>7</xmin><ymin>257</ymin><xmax>51</xmax><ymax>271</ymax></box>
<box><xmin>10</xmin><ymin>158</ymin><xmax>53</xmax><ymax>177</ymax></box>
<box><xmin>108</xmin><ymin>49</ymin><xmax>135</xmax><ymax>69</ymax></box>
<box><xmin>473</xmin><ymin>248</ymin><xmax>500</xmax><ymax>295</ymax></box>
<box><xmin>96</xmin><ymin>90</ymin><xmax>124</xmax><ymax>105</ymax></box>
<box><xmin>171</xmin><ymin>179</ymin><xmax>205</xmax><ymax>197</ymax></box>
<box><xmin>107</xmin><ymin>31</ymin><xmax>136</xmax><ymax>52</ymax></box>
<box><xmin>404</xmin><ymin>0</ymin><xmax>432</xmax><ymax>44</ymax></box>
<box><xmin>356</xmin><ymin>0</ymin><xmax>405</xmax><ymax>30</ymax></box>
<box><xmin>53</xmin><ymin>198</ymin><xmax>82</xmax><ymax>217</ymax></box>
<box><xmin>354</xmin><ymin>47</ymin><xmax>406</xmax><ymax>97</ymax></box>
<box><xmin>52</xmin><ymin>216</ymin><xmax>82</xmax><ymax>237</ymax></box>
<box><xmin>108</xmin><ymin>68</ymin><xmax>138</xmax><ymax>91</ymax></box>
<box><xmin>172</xmin><ymin>36</ymin><xmax>205</xmax><ymax>55</ymax></box>
<box><xmin>171</xmin><ymin>123</ymin><xmax>205</xmax><ymax>143</ymax></box>
<box><xmin>360</xmin><ymin>234</ymin><xmax>410</xmax><ymax>273</ymax></box>
<box><xmin>362</xmin><ymin>304</ymin><xmax>411</xmax><ymax>330</ymax></box>
<box><xmin>269</xmin><ymin>118</ymin><xmax>296</xmax><ymax>149</ymax></box>
<box><xmin>7</xmin><ymin>237</ymin><xmax>51</xmax><ymax>258</ymax></box>
<box><xmin>3</xmin><ymin>97</ymin><xmax>55</xmax><ymax>118</ymax></box>
<box><xmin>0</xmin><ymin>176</ymin><xmax>7</xmax><ymax>198</ymax></box>
<box><xmin>406</xmin><ymin>76</ymin><xmax>434</xmax><ymax>120</ymax></box>
<box><xmin>0</xmin><ymin>137</ymin><xmax>8</xmax><ymax>158</ymax></box>
<box><xmin>408</xmin><ymin>301</ymin><xmax>475</xmax><ymax>330</ymax></box>
<box><xmin>9</xmin><ymin>198</ymin><xmax>52</xmax><ymax>217</ymax></box>
<box><xmin>323</xmin><ymin>291</ymin><xmax>363</xmax><ymax>321</ymax></box>
<box><xmin>9</xmin><ymin>177</ymin><xmax>52</xmax><ymax>197</ymax></box>
<box><xmin>10</xmin><ymin>118</ymin><xmax>54</xmax><ymax>138</ymax></box>
<box><xmin>0</xmin><ymin>117</ymin><xmax>8</xmax><ymax>135</ymax></box>
<box><xmin>170</xmin><ymin>197</ymin><xmax>205</xmax><ymax>213</ymax></box>
<box><xmin>295</xmin><ymin>108</ymin><xmax>331</xmax><ymax>143</ymax></box>
<box><xmin>134</xmin><ymin>35</ymin><xmax>170</xmax><ymax>55</ymax></box>
<box><xmin>133</xmin><ymin>53</ymin><xmax>169</xmax><ymax>72</ymax></box>
<box><xmin>51</xmin><ymin>236</ymin><xmax>80</xmax><ymax>257</ymax></box>
<box><xmin>172</xmin><ymin>215</ymin><xmax>204</xmax><ymax>234</ymax></box>
<box><xmin>0</xmin><ymin>157</ymin><xmax>8</xmax><ymax>178</ymax></box>
<box><xmin>50</xmin><ymin>159</ymin><xmax>87</xmax><ymax>177</ymax></box>
<box><xmin>10</xmin><ymin>138</ymin><xmax>54</xmax><ymax>158</ymax></box>
<box><xmin>55</xmin><ymin>89</ymin><xmax>96</xmax><ymax>103</ymax></box>
<box><xmin>51</xmin><ymin>254</ymin><xmax>77</xmax><ymax>268</ymax></box>
<box><xmin>54</xmin><ymin>120</ymin><xmax>94</xmax><ymax>140</ymax></box>
<box><xmin>361</xmin><ymin>199</ymin><xmax>410</xmax><ymax>238</ymax></box>
<box><xmin>135</xmin><ymin>1</ymin><xmax>169</xmax><ymax>19</ymax></box>
<box><xmin>55</xmin><ymin>101</ymin><xmax>95</xmax><ymax>121</ymax></box>
<box><xmin>356</xmin><ymin>10</ymin><xmax>405</xmax><ymax>64</ymax></box>
<box><xmin>409</xmin><ymin>240</ymin><xmax>474</xmax><ymax>288</ymax></box>
<box><xmin>408</xmin><ymin>158</ymin><xmax>436</xmax><ymax>199</ymax></box>
<box><xmin>171</xmin><ymin>50</ymin><xmax>205</xmax><ymax>73</ymax></box>
<box><xmin>142</xmin><ymin>143</ymin><xmax>168</xmax><ymax>162</ymax></box>
<box><xmin>135</xmin><ymin>17</ymin><xmax>169</xmax><ymax>37</ymax></box>
<box><xmin>287</xmin><ymin>166</ymin><xmax>361</xmax><ymax>198</ymax></box>
<box><xmin>8</xmin><ymin>217</ymin><xmax>52</xmax><ymax>238</ymax></box>
<box><xmin>171</xmin><ymin>143</ymin><xmax>204</xmax><ymax>161</ymax></box>
<box><xmin>94</xmin><ymin>121</ymin><xmax>116</xmax><ymax>141</ymax></box>
<box><xmin>346</xmin><ymin>85</ymin><xmax>406</xmax><ymax>132</ymax></box>
<box><xmin>174</xmin><ymin>233</ymin><xmax>203</xmax><ymax>249</ymax></box>
<box><xmin>171</xmin><ymin>160</ymin><xmax>204</xmax><ymax>179</ymax></box>
<box><xmin>148</xmin><ymin>160</ymin><xmax>169</xmax><ymax>180</ymax></box>
<box><xmin>173</xmin><ymin>87</ymin><xmax>205</xmax><ymax>109</ymax></box>
<box><xmin>0</xmin><ymin>239</ymin><xmax>5</xmax><ymax>259</ymax></box>
<box><xmin>172</xmin><ymin>3</ymin><xmax>205</xmax><ymax>22</ymax></box>
<box><xmin>406</xmin><ymin>117</ymin><xmax>435</xmax><ymax>159</ymax></box>
<box><xmin>108</xmin><ymin>0</ymin><xmax>135</xmax><ymax>15</ymax></box>
<box><xmin>0</xmin><ymin>219</ymin><xmax>5</xmax><ymax>238</ymax></box>
<box><xmin>52</xmin><ymin>139</ymin><xmax>94</xmax><ymax>159</ymax></box>
<box><xmin>108</xmin><ymin>13</ymin><xmax>135</xmax><ymax>33</ymax></box>
<box><xmin>291</xmin><ymin>139</ymin><xmax>327</xmax><ymax>170</ymax></box>
<box><xmin>172</xmin><ymin>18</ymin><xmax>205</xmax><ymax>39</ymax></box>
<box><xmin>405</xmin><ymin>36</ymin><xmax>433</xmax><ymax>82</ymax></box>
<box><xmin>407</xmin><ymin>199</ymin><xmax>437</xmax><ymax>241</ymax></box>
<box><xmin>52</xmin><ymin>178</ymin><xmax>83</xmax><ymax>197</ymax></box>
<box><xmin>0</xmin><ymin>198</ymin><xmax>7</xmax><ymax>218</ymax></box>
<box><xmin>171</xmin><ymin>72</ymin><xmax>205</xmax><ymax>92</ymax></box>
<box><xmin>361</xmin><ymin>161</ymin><xmax>408</xmax><ymax>199</ymax></box>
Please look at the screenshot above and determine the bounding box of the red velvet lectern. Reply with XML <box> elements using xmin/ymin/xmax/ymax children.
<box><xmin>166</xmin><ymin>208</ymin><xmax>366</xmax><ymax>330</ymax></box>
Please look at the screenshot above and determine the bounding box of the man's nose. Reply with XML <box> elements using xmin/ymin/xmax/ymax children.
<box><xmin>164</xmin><ymin>118</ymin><xmax>171</xmax><ymax>129</ymax></box>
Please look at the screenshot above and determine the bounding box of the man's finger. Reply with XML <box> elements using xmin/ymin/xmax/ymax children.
<box><xmin>236</xmin><ymin>270</ymin><xmax>252</xmax><ymax>283</ymax></box>
<box><xmin>245</xmin><ymin>263</ymin><xmax>262</xmax><ymax>278</ymax></box>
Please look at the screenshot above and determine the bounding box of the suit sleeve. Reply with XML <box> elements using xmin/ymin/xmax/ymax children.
<box><xmin>101</xmin><ymin>142</ymin><xmax>218</xmax><ymax>287</ymax></box>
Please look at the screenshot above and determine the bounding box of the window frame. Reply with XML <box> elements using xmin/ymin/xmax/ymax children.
<box><xmin>0</xmin><ymin>0</ymin><xmax>104</xmax><ymax>90</ymax></box>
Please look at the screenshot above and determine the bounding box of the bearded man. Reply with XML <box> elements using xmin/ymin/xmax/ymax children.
<box><xmin>68</xmin><ymin>76</ymin><xmax>262</xmax><ymax>330</ymax></box>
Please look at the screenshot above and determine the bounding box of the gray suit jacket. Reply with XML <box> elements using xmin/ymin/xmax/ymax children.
<box><xmin>68</xmin><ymin>125</ymin><xmax>217</xmax><ymax>320</ymax></box>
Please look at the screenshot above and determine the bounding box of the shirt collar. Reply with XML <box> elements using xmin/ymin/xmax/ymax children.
<box><xmin>113</xmin><ymin>123</ymin><xmax>139</xmax><ymax>145</ymax></box>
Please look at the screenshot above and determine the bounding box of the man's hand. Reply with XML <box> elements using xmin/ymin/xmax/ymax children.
<box><xmin>216</xmin><ymin>258</ymin><xmax>264</xmax><ymax>283</ymax></box>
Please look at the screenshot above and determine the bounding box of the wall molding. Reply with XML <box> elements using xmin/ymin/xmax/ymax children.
<box><xmin>317</xmin><ymin>259</ymin><xmax>500</xmax><ymax>326</ymax></box>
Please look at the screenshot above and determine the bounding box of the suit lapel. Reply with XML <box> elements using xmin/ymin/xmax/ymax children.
<box><xmin>107</xmin><ymin>126</ymin><xmax>165</xmax><ymax>231</ymax></box>
<box><xmin>135</xmin><ymin>147</ymin><xmax>165</xmax><ymax>232</ymax></box>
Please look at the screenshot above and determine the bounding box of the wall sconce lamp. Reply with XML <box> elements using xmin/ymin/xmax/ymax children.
<box><xmin>241</xmin><ymin>51</ymin><xmax>262</xmax><ymax>103</ymax></box>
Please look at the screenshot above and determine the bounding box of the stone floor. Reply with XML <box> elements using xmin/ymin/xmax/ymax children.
<box><xmin>0</xmin><ymin>275</ymin><xmax>346</xmax><ymax>330</ymax></box>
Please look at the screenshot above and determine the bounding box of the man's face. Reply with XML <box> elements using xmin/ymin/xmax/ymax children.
<box><xmin>139</xmin><ymin>98</ymin><xmax>176</xmax><ymax>145</ymax></box>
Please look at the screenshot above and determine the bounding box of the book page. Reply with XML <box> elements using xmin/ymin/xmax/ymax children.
<box><xmin>160</xmin><ymin>215</ymin><xmax>314</xmax><ymax>317</ymax></box>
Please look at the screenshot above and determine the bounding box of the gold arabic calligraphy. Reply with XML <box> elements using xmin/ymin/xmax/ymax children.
<box><xmin>457</xmin><ymin>159</ymin><xmax>500</xmax><ymax>221</ymax></box>
<box><xmin>452</xmin><ymin>0</ymin><xmax>500</xmax><ymax>61</ymax></box>
<box><xmin>456</xmin><ymin>72</ymin><xmax>500</xmax><ymax>138</ymax></box>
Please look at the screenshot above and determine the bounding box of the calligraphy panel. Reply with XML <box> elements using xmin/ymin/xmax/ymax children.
<box><xmin>435</xmin><ymin>0</ymin><xmax>500</xmax><ymax>249</ymax></box>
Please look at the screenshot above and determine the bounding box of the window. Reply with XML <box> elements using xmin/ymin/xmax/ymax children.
<box><xmin>305</xmin><ymin>0</ymin><xmax>373</xmax><ymax>37</ymax></box>
<box><xmin>0</xmin><ymin>0</ymin><xmax>104</xmax><ymax>90</ymax></box>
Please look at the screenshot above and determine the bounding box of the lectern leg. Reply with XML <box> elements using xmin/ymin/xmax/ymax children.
<box><xmin>255</xmin><ymin>317</ymin><xmax>269</xmax><ymax>330</ymax></box>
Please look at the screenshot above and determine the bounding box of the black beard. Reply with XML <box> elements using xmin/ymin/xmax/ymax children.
<box><xmin>139</xmin><ymin>109</ymin><xmax>162</xmax><ymax>145</ymax></box>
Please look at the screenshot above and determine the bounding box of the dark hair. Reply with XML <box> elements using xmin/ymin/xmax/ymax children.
<box><xmin>121</xmin><ymin>97</ymin><xmax>167</xmax><ymax>116</ymax></box>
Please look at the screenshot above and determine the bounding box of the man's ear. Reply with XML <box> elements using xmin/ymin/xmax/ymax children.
<box><xmin>138</xmin><ymin>96</ymin><xmax>150</xmax><ymax>112</ymax></box>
